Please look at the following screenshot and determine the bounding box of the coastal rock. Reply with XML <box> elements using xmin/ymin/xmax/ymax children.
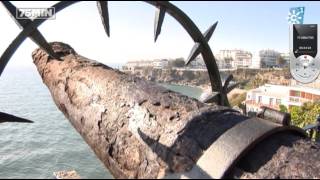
<box><xmin>53</xmin><ymin>170</ymin><xmax>81</xmax><ymax>179</ymax></box>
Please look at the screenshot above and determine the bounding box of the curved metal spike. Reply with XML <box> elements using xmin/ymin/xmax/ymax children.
<box><xmin>203</xmin><ymin>21</ymin><xmax>218</xmax><ymax>42</ymax></box>
<box><xmin>226</xmin><ymin>80</ymin><xmax>249</xmax><ymax>94</ymax></box>
<box><xmin>154</xmin><ymin>5</ymin><xmax>166</xmax><ymax>42</ymax></box>
<box><xmin>185</xmin><ymin>22</ymin><xmax>218</xmax><ymax>65</ymax></box>
<box><xmin>0</xmin><ymin>1</ymin><xmax>59</xmax><ymax>59</ymax></box>
<box><xmin>203</xmin><ymin>94</ymin><xmax>220</xmax><ymax>104</ymax></box>
<box><xmin>226</xmin><ymin>82</ymin><xmax>241</xmax><ymax>94</ymax></box>
<box><xmin>199</xmin><ymin>91</ymin><xmax>220</xmax><ymax>103</ymax></box>
<box><xmin>0</xmin><ymin>112</ymin><xmax>33</xmax><ymax>123</ymax></box>
<box><xmin>97</xmin><ymin>1</ymin><xmax>110</xmax><ymax>37</ymax></box>
<box><xmin>185</xmin><ymin>42</ymin><xmax>201</xmax><ymax>65</ymax></box>
<box><xmin>223</xmin><ymin>74</ymin><xmax>233</xmax><ymax>92</ymax></box>
<box><xmin>29</xmin><ymin>31</ymin><xmax>61</xmax><ymax>59</ymax></box>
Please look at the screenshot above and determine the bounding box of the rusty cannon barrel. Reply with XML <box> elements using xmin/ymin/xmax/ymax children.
<box><xmin>257</xmin><ymin>106</ymin><xmax>291</xmax><ymax>126</ymax></box>
<box><xmin>32</xmin><ymin>42</ymin><xmax>320</xmax><ymax>179</ymax></box>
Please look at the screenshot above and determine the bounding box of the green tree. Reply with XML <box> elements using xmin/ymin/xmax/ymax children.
<box><xmin>290</xmin><ymin>106</ymin><xmax>304</xmax><ymax>127</ymax></box>
<box><xmin>229</xmin><ymin>92</ymin><xmax>247</xmax><ymax>108</ymax></box>
<box><xmin>290</xmin><ymin>102</ymin><xmax>320</xmax><ymax>141</ymax></box>
<box><xmin>279</xmin><ymin>104</ymin><xmax>288</xmax><ymax>113</ymax></box>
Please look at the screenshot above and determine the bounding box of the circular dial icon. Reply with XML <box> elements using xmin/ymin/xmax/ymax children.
<box><xmin>291</xmin><ymin>55</ymin><xmax>318</xmax><ymax>83</ymax></box>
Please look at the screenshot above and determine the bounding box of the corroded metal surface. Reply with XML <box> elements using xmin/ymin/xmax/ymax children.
<box><xmin>32</xmin><ymin>42</ymin><xmax>314</xmax><ymax>179</ymax></box>
<box><xmin>31</xmin><ymin>42</ymin><xmax>241</xmax><ymax>178</ymax></box>
<box><xmin>257</xmin><ymin>106</ymin><xmax>292</xmax><ymax>126</ymax></box>
<box><xmin>195</xmin><ymin>117</ymin><xmax>305</xmax><ymax>179</ymax></box>
<box><xmin>232</xmin><ymin>133</ymin><xmax>320</xmax><ymax>178</ymax></box>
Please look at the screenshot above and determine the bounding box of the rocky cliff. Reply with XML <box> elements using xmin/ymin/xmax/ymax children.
<box><xmin>122</xmin><ymin>67</ymin><xmax>291</xmax><ymax>91</ymax></box>
<box><xmin>123</xmin><ymin>68</ymin><xmax>212</xmax><ymax>90</ymax></box>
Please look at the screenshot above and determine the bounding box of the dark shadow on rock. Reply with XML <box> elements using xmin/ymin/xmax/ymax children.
<box><xmin>233</xmin><ymin>132</ymin><xmax>298</xmax><ymax>174</ymax></box>
<box><xmin>135</xmin><ymin>108</ymin><xmax>250</xmax><ymax>178</ymax></box>
<box><xmin>138</xmin><ymin>128</ymin><xmax>212</xmax><ymax>179</ymax></box>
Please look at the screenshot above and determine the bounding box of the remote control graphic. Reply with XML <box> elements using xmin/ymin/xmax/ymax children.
<box><xmin>290</xmin><ymin>24</ymin><xmax>320</xmax><ymax>84</ymax></box>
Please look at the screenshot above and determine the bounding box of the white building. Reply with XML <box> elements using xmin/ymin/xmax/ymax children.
<box><xmin>246</xmin><ymin>84</ymin><xmax>320</xmax><ymax>113</ymax></box>
<box><xmin>122</xmin><ymin>60</ymin><xmax>151</xmax><ymax>71</ymax></box>
<box><xmin>250</xmin><ymin>51</ymin><xmax>289</xmax><ymax>69</ymax></box>
<box><xmin>291</xmin><ymin>77</ymin><xmax>320</xmax><ymax>89</ymax></box>
<box><xmin>123</xmin><ymin>59</ymin><xmax>169</xmax><ymax>71</ymax></box>
<box><xmin>214</xmin><ymin>53</ymin><xmax>228</xmax><ymax>69</ymax></box>
<box><xmin>280</xmin><ymin>53</ymin><xmax>290</xmax><ymax>67</ymax></box>
<box><xmin>249</xmin><ymin>52</ymin><xmax>261</xmax><ymax>69</ymax></box>
<box><xmin>153</xmin><ymin>59</ymin><xmax>169</xmax><ymax>68</ymax></box>
<box><xmin>189</xmin><ymin>57</ymin><xmax>206</xmax><ymax>69</ymax></box>
<box><xmin>259</xmin><ymin>50</ymin><xmax>280</xmax><ymax>68</ymax></box>
<box><xmin>215</xmin><ymin>56</ymin><xmax>226</xmax><ymax>69</ymax></box>
<box><xmin>216</xmin><ymin>49</ymin><xmax>252</xmax><ymax>69</ymax></box>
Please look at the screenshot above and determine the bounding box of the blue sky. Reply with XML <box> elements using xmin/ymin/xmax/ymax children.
<box><xmin>0</xmin><ymin>1</ymin><xmax>319</xmax><ymax>70</ymax></box>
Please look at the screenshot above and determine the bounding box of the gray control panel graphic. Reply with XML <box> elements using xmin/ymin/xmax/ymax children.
<box><xmin>290</xmin><ymin>24</ymin><xmax>320</xmax><ymax>84</ymax></box>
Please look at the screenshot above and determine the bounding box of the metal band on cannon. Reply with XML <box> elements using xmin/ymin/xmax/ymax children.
<box><xmin>196</xmin><ymin>118</ymin><xmax>306</xmax><ymax>179</ymax></box>
<box><xmin>167</xmin><ymin>117</ymin><xmax>306</xmax><ymax>179</ymax></box>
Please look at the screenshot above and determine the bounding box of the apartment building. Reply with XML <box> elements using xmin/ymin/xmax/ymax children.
<box><xmin>215</xmin><ymin>49</ymin><xmax>252</xmax><ymax>69</ymax></box>
<box><xmin>122</xmin><ymin>59</ymin><xmax>169</xmax><ymax>71</ymax></box>
<box><xmin>246</xmin><ymin>84</ymin><xmax>320</xmax><ymax>113</ymax></box>
<box><xmin>259</xmin><ymin>49</ymin><xmax>280</xmax><ymax>68</ymax></box>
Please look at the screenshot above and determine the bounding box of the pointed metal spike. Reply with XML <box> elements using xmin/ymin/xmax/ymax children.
<box><xmin>223</xmin><ymin>74</ymin><xmax>234</xmax><ymax>92</ymax></box>
<box><xmin>226</xmin><ymin>80</ymin><xmax>250</xmax><ymax>94</ymax></box>
<box><xmin>29</xmin><ymin>31</ymin><xmax>60</xmax><ymax>59</ymax></box>
<box><xmin>226</xmin><ymin>82</ymin><xmax>241</xmax><ymax>94</ymax></box>
<box><xmin>0</xmin><ymin>112</ymin><xmax>33</xmax><ymax>123</ymax></box>
<box><xmin>225</xmin><ymin>80</ymin><xmax>250</xmax><ymax>94</ymax></box>
<box><xmin>203</xmin><ymin>94</ymin><xmax>220</xmax><ymax>104</ymax></box>
<box><xmin>97</xmin><ymin>1</ymin><xmax>110</xmax><ymax>37</ymax></box>
<box><xmin>185</xmin><ymin>22</ymin><xmax>218</xmax><ymax>65</ymax></box>
<box><xmin>203</xmin><ymin>21</ymin><xmax>218</xmax><ymax>42</ymax></box>
<box><xmin>185</xmin><ymin>43</ymin><xmax>201</xmax><ymax>65</ymax></box>
<box><xmin>29</xmin><ymin>30</ymin><xmax>60</xmax><ymax>59</ymax></box>
<box><xmin>199</xmin><ymin>91</ymin><xmax>220</xmax><ymax>103</ymax></box>
<box><xmin>154</xmin><ymin>6</ymin><xmax>166</xmax><ymax>42</ymax></box>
